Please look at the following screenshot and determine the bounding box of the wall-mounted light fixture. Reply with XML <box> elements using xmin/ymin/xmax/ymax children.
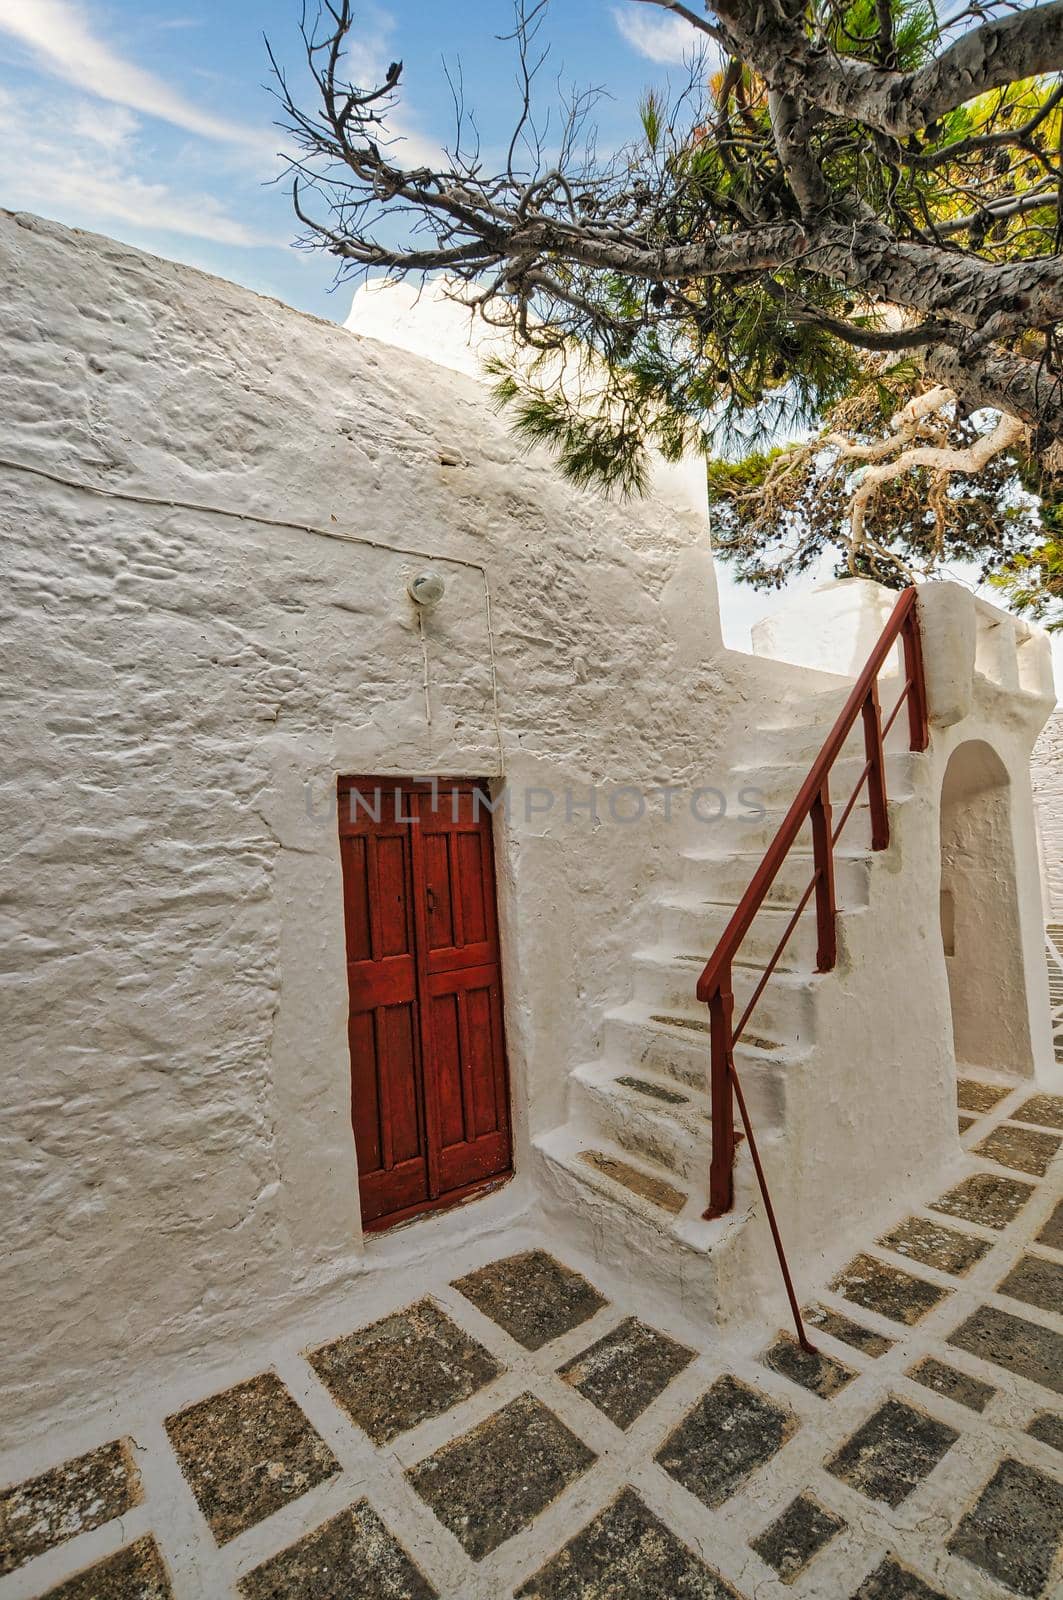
<box><xmin>407</xmin><ymin>570</ymin><xmax>446</xmax><ymax>608</ymax></box>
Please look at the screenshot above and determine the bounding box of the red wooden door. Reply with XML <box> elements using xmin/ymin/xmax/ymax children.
<box><xmin>338</xmin><ymin>797</ymin><xmax>427</xmax><ymax>1225</ymax></box>
<box><xmin>338</xmin><ymin>779</ymin><xmax>511</xmax><ymax>1229</ymax></box>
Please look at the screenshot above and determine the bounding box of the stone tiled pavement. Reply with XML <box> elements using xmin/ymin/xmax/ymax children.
<box><xmin>1</xmin><ymin>1080</ymin><xmax>1061</xmax><ymax>1599</ymax></box>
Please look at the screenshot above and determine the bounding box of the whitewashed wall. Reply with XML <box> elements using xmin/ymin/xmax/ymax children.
<box><xmin>0</xmin><ymin>210</ymin><xmax>781</xmax><ymax>1436</ymax></box>
<box><xmin>1032</xmin><ymin>709</ymin><xmax>1063</xmax><ymax>918</ymax></box>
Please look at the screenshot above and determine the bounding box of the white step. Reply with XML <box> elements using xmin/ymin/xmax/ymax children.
<box><xmin>679</xmin><ymin>846</ymin><xmax>872</xmax><ymax>910</ymax></box>
<box><xmin>531</xmin><ymin>1125</ymin><xmax>772</xmax><ymax>1323</ymax></box>
<box><xmin>720</xmin><ymin>793</ymin><xmax>905</xmax><ymax>856</ymax></box>
<box><xmin>568</xmin><ymin>1059</ymin><xmax>707</xmax><ymax>1179</ymax></box>
<box><xmin>748</xmin><ymin>699</ymin><xmax>914</xmax><ymax>763</ymax></box>
<box><xmin>731</xmin><ymin>751</ymin><xmax>916</xmax><ymax>812</ymax></box>
<box><xmin>631</xmin><ymin>947</ymin><xmax>820</xmax><ymax>1046</ymax></box>
<box><xmin>656</xmin><ymin>894</ymin><xmax>822</xmax><ymax>972</ymax></box>
<box><xmin>741</xmin><ymin>715</ymin><xmax>867</xmax><ymax>765</ymax></box>
<box><xmin>601</xmin><ymin>1001</ymin><xmax>794</xmax><ymax>1125</ymax></box>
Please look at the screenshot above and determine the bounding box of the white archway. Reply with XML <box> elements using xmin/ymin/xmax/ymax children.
<box><xmin>939</xmin><ymin>740</ymin><xmax>1033</xmax><ymax>1074</ymax></box>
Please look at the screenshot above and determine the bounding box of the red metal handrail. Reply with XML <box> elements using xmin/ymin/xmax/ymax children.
<box><xmin>697</xmin><ymin>586</ymin><xmax>929</xmax><ymax>1351</ymax></box>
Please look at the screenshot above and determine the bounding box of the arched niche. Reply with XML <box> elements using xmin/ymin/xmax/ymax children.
<box><xmin>939</xmin><ymin>740</ymin><xmax>1033</xmax><ymax>1074</ymax></box>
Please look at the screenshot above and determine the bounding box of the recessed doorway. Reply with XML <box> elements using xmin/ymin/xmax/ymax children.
<box><xmin>337</xmin><ymin>777</ymin><xmax>512</xmax><ymax>1230</ymax></box>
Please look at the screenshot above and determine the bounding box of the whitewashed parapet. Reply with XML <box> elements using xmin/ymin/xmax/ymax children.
<box><xmin>752</xmin><ymin>576</ymin><xmax>1053</xmax><ymax>736</ymax></box>
<box><xmin>914</xmin><ymin>581</ymin><xmax>976</xmax><ymax>727</ymax></box>
<box><xmin>925</xmin><ymin>586</ymin><xmax>1055</xmax><ymax>732</ymax></box>
<box><xmin>916</xmin><ymin>583</ymin><xmax>1052</xmax><ymax>730</ymax></box>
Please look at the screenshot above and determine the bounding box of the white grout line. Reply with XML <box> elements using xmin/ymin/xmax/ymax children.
<box><xmin>1</xmin><ymin>1117</ymin><xmax>1060</xmax><ymax>1600</ymax></box>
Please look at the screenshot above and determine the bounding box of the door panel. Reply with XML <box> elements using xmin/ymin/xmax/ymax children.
<box><xmin>423</xmin><ymin>831</ymin><xmax>455</xmax><ymax>949</ymax></box>
<box><xmin>426</xmin><ymin>964</ymin><xmax>510</xmax><ymax>1191</ymax></box>
<box><xmin>466</xmin><ymin>981</ymin><xmax>501</xmax><ymax>1137</ymax></box>
<box><xmin>347</xmin><ymin>1010</ymin><xmax>381</xmax><ymax>1173</ymax></box>
<box><xmin>456</xmin><ymin>830</ymin><xmax>489</xmax><ymax>945</ymax></box>
<box><xmin>338</xmin><ymin>810</ymin><xmax>429</xmax><ymax>1225</ymax></box>
<box><xmin>339</xmin><ymin>779</ymin><xmax>511</xmax><ymax>1230</ymax></box>
<box><xmin>373</xmin><ymin>833</ymin><xmax>412</xmax><ymax>957</ymax></box>
<box><xmin>414</xmin><ymin>789</ymin><xmax>499</xmax><ymax>973</ymax></box>
<box><xmin>428</xmin><ymin>989</ymin><xmax>466</xmax><ymax>1150</ymax></box>
<box><xmin>379</xmin><ymin>1002</ymin><xmax>423</xmax><ymax>1166</ymax></box>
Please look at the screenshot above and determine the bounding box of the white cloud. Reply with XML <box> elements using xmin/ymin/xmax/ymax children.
<box><xmin>0</xmin><ymin>86</ymin><xmax>274</xmax><ymax>247</ymax></box>
<box><xmin>0</xmin><ymin>0</ymin><xmax>262</xmax><ymax>149</ymax></box>
<box><xmin>0</xmin><ymin>0</ymin><xmax>441</xmax><ymax>262</ymax></box>
<box><xmin>613</xmin><ymin>6</ymin><xmax>703</xmax><ymax>65</ymax></box>
<box><xmin>0</xmin><ymin>0</ymin><xmax>438</xmax><ymax>173</ymax></box>
<box><xmin>67</xmin><ymin>101</ymin><xmax>140</xmax><ymax>155</ymax></box>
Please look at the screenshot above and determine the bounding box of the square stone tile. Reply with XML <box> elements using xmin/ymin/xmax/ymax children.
<box><xmin>452</xmin><ymin>1251</ymin><xmax>607</xmax><ymax>1351</ymax></box>
<box><xmin>558</xmin><ymin>1316</ymin><xmax>695</xmax><ymax>1429</ymax></box>
<box><xmin>514</xmin><ymin>1486</ymin><xmax>740</xmax><ymax>1599</ymax></box>
<box><xmin>998</xmin><ymin>1253</ymin><xmax>1063</xmax><ymax>1315</ymax></box>
<box><xmin>957</xmin><ymin>1078</ymin><xmax>1011</xmax><ymax>1114</ymax></box>
<box><xmin>877</xmin><ymin>1215</ymin><xmax>991</xmax><ymax>1276</ymax></box>
<box><xmin>830</xmin><ymin>1253</ymin><xmax>949</xmax><ymax>1325</ymax></box>
<box><xmin>1038</xmin><ymin>1199</ymin><xmax>1063</xmax><ymax>1251</ymax></box>
<box><xmin>1015</xmin><ymin>1094</ymin><xmax>1063</xmax><ymax>1130</ymax></box>
<box><xmin>929</xmin><ymin>1171</ymin><xmax>1035</xmax><ymax>1229</ymax></box>
<box><xmin>826</xmin><ymin>1398</ymin><xmax>958</xmax><ymax>1507</ymax></box>
<box><xmin>165</xmin><ymin>1372</ymin><xmax>340</xmax><ymax>1544</ymax></box>
<box><xmin>39</xmin><ymin>1537</ymin><xmax>172</xmax><ymax>1600</ymax></box>
<box><xmin>975</xmin><ymin>1123</ymin><xmax>1061</xmax><ymax>1177</ymax></box>
<box><xmin>803</xmin><ymin>1303</ymin><xmax>895</xmax><ymax>1357</ymax></box>
<box><xmin>307</xmin><ymin>1298</ymin><xmax>501</xmax><ymax>1446</ymax></box>
<box><xmin>655</xmin><ymin>1375</ymin><xmax>797</xmax><ymax>1509</ymax></box>
<box><xmin>1</xmin><ymin>1439</ymin><xmax>141</xmax><ymax>1575</ymax></box>
<box><xmin>238</xmin><ymin>1499</ymin><xmax>436</xmax><ymax>1599</ymax></box>
<box><xmin>1027</xmin><ymin>1412</ymin><xmax>1063</xmax><ymax>1452</ymax></box>
<box><xmin>849</xmin><ymin>1556</ymin><xmax>949</xmax><ymax>1599</ymax></box>
<box><xmin>948</xmin><ymin>1305</ymin><xmax>1063</xmax><ymax>1395</ymax></box>
<box><xmin>751</xmin><ymin>1494</ymin><xmax>845</xmax><ymax>1585</ymax></box>
<box><xmin>907</xmin><ymin>1357</ymin><xmax>995</xmax><ymax>1412</ymax></box>
<box><xmin>947</xmin><ymin>1456</ymin><xmax>1063</xmax><ymax>1597</ymax></box>
<box><xmin>406</xmin><ymin>1392</ymin><xmax>595</xmax><ymax>1560</ymax></box>
<box><xmin>761</xmin><ymin>1333</ymin><xmax>856</xmax><ymax>1400</ymax></box>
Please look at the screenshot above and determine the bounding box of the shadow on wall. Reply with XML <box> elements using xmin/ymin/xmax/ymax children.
<box><xmin>940</xmin><ymin>740</ymin><xmax>1032</xmax><ymax>1074</ymax></box>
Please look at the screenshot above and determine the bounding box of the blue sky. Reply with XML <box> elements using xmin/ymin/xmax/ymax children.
<box><xmin>3</xmin><ymin>2</ymin><xmax>1055</xmax><ymax>667</ymax></box>
<box><xmin>0</xmin><ymin>0</ymin><xmax>807</xmax><ymax>657</ymax></box>
<box><xmin>0</xmin><ymin>1</ymin><xmax>694</xmax><ymax>323</ymax></box>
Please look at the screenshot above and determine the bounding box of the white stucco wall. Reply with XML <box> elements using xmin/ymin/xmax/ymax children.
<box><xmin>750</xmin><ymin>576</ymin><xmax>905</xmax><ymax>678</ymax></box>
<box><xmin>0</xmin><ymin>209</ymin><xmax>773</xmax><ymax>1436</ymax></box>
<box><xmin>344</xmin><ymin>275</ymin><xmax>712</xmax><ymax>524</ymax></box>
<box><xmin>1032</xmin><ymin>708</ymin><xmax>1063</xmax><ymax>918</ymax></box>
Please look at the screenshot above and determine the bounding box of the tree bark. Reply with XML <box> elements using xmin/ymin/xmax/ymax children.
<box><xmin>708</xmin><ymin>0</ymin><xmax>1063</xmax><ymax>137</ymax></box>
<box><xmin>923</xmin><ymin>343</ymin><xmax>1063</xmax><ymax>438</ymax></box>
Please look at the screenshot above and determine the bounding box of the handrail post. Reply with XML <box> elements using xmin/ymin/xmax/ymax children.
<box><xmin>862</xmin><ymin>679</ymin><xmax>890</xmax><ymax>851</ymax></box>
<box><xmin>810</xmin><ymin>779</ymin><xmax>837</xmax><ymax>971</ymax></box>
<box><xmin>901</xmin><ymin>599</ymin><xmax>929</xmax><ymax>752</ymax></box>
<box><xmin>704</xmin><ymin>970</ymin><xmax>736</xmax><ymax>1219</ymax></box>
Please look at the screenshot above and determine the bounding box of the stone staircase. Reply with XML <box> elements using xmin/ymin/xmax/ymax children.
<box><xmin>532</xmin><ymin>703</ymin><xmax>918</xmax><ymax>1319</ymax></box>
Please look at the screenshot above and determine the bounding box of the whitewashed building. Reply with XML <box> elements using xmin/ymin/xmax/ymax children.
<box><xmin>1</xmin><ymin>207</ymin><xmax>1059</xmax><ymax>1457</ymax></box>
